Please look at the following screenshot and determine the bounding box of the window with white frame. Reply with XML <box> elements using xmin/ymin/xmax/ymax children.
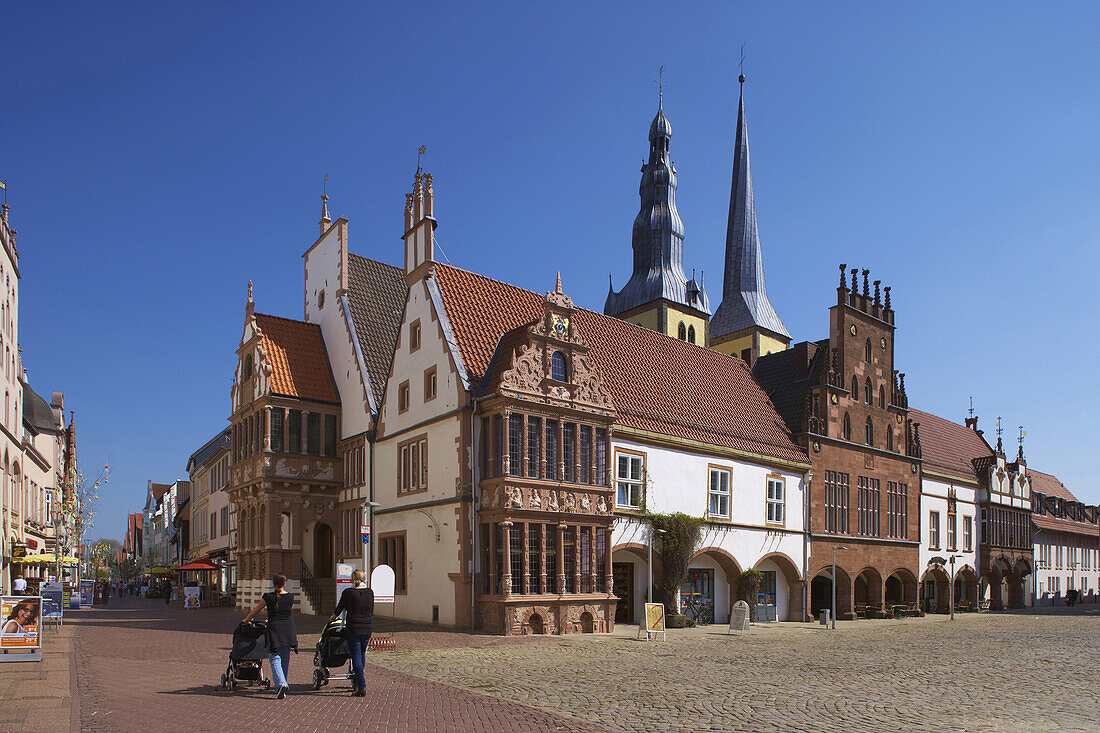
<box><xmin>616</xmin><ymin>452</ymin><xmax>644</xmax><ymax>509</ymax></box>
<box><xmin>963</xmin><ymin>515</ymin><xmax>972</xmax><ymax>552</ymax></box>
<box><xmin>766</xmin><ymin>477</ymin><xmax>784</xmax><ymax>524</ymax></box>
<box><xmin>708</xmin><ymin>467</ymin><xmax>730</xmax><ymax>518</ymax></box>
<box><xmin>929</xmin><ymin>511</ymin><xmax>940</xmax><ymax>549</ymax></box>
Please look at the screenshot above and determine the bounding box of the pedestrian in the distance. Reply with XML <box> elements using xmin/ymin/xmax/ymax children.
<box><xmin>330</xmin><ymin>569</ymin><xmax>374</xmax><ymax>697</ymax></box>
<box><xmin>164</xmin><ymin>579</ymin><xmax>171</xmax><ymax>606</ymax></box>
<box><xmin>242</xmin><ymin>573</ymin><xmax>297</xmax><ymax>699</ymax></box>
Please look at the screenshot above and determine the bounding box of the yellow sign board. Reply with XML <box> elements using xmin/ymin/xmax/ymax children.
<box><xmin>644</xmin><ymin>602</ymin><xmax>665</xmax><ymax>633</ymax></box>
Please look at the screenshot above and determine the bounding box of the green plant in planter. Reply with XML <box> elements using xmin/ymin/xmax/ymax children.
<box><xmin>737</xmin><ymin>568</ymin><xmax>764</xmax><ymax>622</ymax></box>
<box><xmin>645</xmin><ymin>511</ymin><xmax>705</xmax><ymax>617</ymax></box>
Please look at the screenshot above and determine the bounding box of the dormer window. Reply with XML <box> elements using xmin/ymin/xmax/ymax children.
<box><xmin>551</xmin><ymin>351</ymin><xmax>568</xmax><ymax>382</ymax></box>
<box><xmin>243</xmin><ymin>355</ymin><xmax>253</xmax><ymax>379</ymax></box>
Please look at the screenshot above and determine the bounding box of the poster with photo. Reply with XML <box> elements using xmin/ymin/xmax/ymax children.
<box><xmin>183</xmin><ymin>586</ymin><xmax>201</xmax><ymax>609</ymax></box>
<box><xmin>1</xmin><ymin>596</ymin><xmax>42</xmax><ymax>649</ymax></box>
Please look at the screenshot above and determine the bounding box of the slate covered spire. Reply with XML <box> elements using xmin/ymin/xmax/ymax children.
<box><xmin>605</xmin><ymin>99</ymin><xmax>710</xmax><ymax>318</ymax></box>
<box><xmin>710</xmin><ymin>77</ymin><xmax>790</xmax><ymax>342</ymax></box>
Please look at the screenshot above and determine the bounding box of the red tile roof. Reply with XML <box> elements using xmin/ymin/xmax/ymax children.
<box><xmin>255</xmin><ymin>313</ymin><xmax>339</xmax><ymax>404</ymax></box>
<box><xmin>908</xmin><ymin>408</ymin><xmax>993</xmax><ymax>482</ymax></box>
<box><xmin>1029</xmin><ymin>469</ymin><xmax>1076</xmax><ymax>502</ymax></box>
<box><xmin>434</xmin><ymin>264</ymin><xmax>808</xmax><ymax>465</ymax></box>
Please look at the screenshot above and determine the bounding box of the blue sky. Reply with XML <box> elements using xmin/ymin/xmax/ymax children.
<box><xmin>3</xmin><ymin>2</ymin><xmax>1097</xmax><ymax>540</ymax></box>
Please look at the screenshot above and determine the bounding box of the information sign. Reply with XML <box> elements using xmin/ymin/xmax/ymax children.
<box><xmin>361</xmin><ymin>524</ymin><xmax>371</xmax><ymax>545</ymax></box>
<box><xmin>728</xmin><ymin>600</ymin><xmax>750</xmax><ymax>635</ymax></box>
<box><xmin>79</xmin><ymin>580</ymin><xmax>94</xmax><ymax>608</ymax></box>
<box><xmin>1</xmin><ymin>596</ymin><xmax>42</xmax><ymax>650</ymax></box>
<box><xmin>42</xmin><ymin>582</ymin><xmax>63</xmax><ymax>625</ymax></box>
<box><xmin>335</xmin><ymin>563</ymin><xmax>354</xmax><ymax>605</ymax></box>
<box><xmin>183</xmin><ymin>586</ymin><xmax>201</xmax><ymax>609</ymax></box>
<box><xmin>371</xmin><ymin>564</ymin><xmax>395</xmax><ymax>603</ymax></box>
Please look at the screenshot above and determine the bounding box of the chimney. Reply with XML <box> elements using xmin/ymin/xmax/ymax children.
<box><xmin>424</xmin><ymin>174</ymin><xmax>434</xmax><ymax>218</ymax></box>
<box><xmin>794</xmin><ymin>341</ymin><xmax>812</xmax><ymax>378</ymax></box>
<box><xmin>403</xmin><ymin>171</ymin><xmax>436</xmax><ymax>279</ymax></box>
<box><xmin>51</xmin><ymin>392</ymin><xmax>64</xmax><ymax>410</ymax></box>
<box><xmin>838</xmin><ymin>264</ymin><xmax>848</xmax><ymax>305</ymax></box>
<box><xmin>965</xmin><ymin>417</ymin><xmax>978</xmax><ymax>431</ymax></box>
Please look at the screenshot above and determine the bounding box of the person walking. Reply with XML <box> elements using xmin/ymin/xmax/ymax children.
<box><xmin>330</xmin><ymin>569</ymin><xmax>374</xmax><ymax>697</ymax></box>
<box><xmin>163</xmin><ymin>579</ymin><xmax>172</xmax><ymax>606</ymax></box>
<box><xmin>242</xmin><ymin>573</ymin><xmax>297</xmax><ymax>699</ymax></box>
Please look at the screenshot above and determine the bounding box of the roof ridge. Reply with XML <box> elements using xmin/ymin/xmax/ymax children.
<box><xmin>436</xmin><ymin>263</ymin><xmax>751</xmax><ymax>367</ymax></box>
<box><xmin>255</xmin><ymin>311</ymin><xmax>320</xmax><ymax>328</ymax></box>
<box><xmin>348</xmin><ymin>251</ymin><xmax>403</xmax><ymax>273</ymax></box>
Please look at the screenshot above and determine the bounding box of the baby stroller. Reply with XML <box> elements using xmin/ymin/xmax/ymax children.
<box><xmin>311</xmin><ymin>617</ymin><xmax>352</xmax><ymax>689</ymax></box>
<box><xmin>222</xmin><ymin>620</ymin><xmax>271</xmax><ymax>690</ymax></box>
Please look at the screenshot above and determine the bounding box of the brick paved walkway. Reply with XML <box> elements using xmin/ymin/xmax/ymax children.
<box><xmin>70</xmin><ymin>598</ymin><xmax>604</xmax><ymax>733</ymax></box>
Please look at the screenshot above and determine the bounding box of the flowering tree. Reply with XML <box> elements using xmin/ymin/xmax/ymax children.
<box><xmin>59</xmin><ymin>463</ymin><xmax>109</xmax><ymax>562</ymax></box>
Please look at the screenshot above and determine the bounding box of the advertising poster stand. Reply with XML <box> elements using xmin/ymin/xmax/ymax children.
<box><xmin>42</xmin><ymin>582</ymin><xmax>64</xmax><ymax>627</ymax></box>
<box><xmin>0</xmin><ymin>595</ymin><xmax>43</xmax><ymax>663</ymax></box>
<box><xmin>78</xmin><ymin>580</ymin><xmax>94</xmax><ymax>609</ymax></box>
<box><xmin>638</xmin><ymin>602</ymin><xmax>666</xmax><ymax>641</ymax></box>
<box><xmin>368</xmin><ymin>565</ymin><xmax>397</xmax><ymax>651</ymax></box>
<box><xmin>183</xmin><ymin>586</ymin><xmax>201</xmax><ymax>609</ymax></box>
<box><xmin>334</xmin><ymin>563</ymin><xmax>354</xmax><ymax>606</ymax></box>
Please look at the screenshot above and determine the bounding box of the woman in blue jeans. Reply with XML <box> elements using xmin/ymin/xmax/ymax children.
<box><xmin>330</xmin><ymin>569</ymin><xmax>374</xmax><ymax>696</ymax></box>
<box><xmin>242</xmin><ymin>573</ymin><xmax>297</xmax><ymax>699</ymax></box>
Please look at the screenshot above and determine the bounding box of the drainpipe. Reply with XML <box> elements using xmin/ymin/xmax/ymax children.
<box><xmin>469</xmin><ymin>395</ymin><xmax>479</xmax><ymax>631</ymax></box>
<box><xmin>367</xmin><ymin>430</ymin><xmax>375</xmax><ymax>576</ymax></box>
<box><xmin>803</xmin><ymin>470</ymin><xmax>812</xmax><ymax>622</ymax></box>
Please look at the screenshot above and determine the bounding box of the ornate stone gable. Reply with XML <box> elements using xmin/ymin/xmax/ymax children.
<box><xmin>497</xmin><ymin>274</ymin><xmax>616</xmax><ymax>416</ymax></box>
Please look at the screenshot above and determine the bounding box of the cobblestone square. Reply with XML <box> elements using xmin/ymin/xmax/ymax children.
<box><xmin>5</xmin><ymin>599</ymin><xmax>1095</xmax><ymax>732</ymax></box>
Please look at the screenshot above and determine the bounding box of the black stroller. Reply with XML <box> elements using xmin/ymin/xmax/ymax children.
<box><xmin>222</xmin><ymin>621</ymin><xmax>271</xmax><ymax>690</ymax></box>
<box><xmin>311</xmin><ymin>617</ymin><xmax>352</xmax><ymax>689</ymax></box>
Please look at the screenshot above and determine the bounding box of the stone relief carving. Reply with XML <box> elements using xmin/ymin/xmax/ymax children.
<box><xmin>529</xmin><ymin>488</ymin><xmax>541</xmax><ymax>509</ymax></box>
<box><xmin>596</xmin><ymin>495</ymin><xmax>607</xmax><ymax>514</ymax></box>
<box><xmin>580</xmin><ymin>493</ymin><xmax>591</xmax><ymax>512</ymax></box>
<box><xmin>571</xmin><ymin>353</ymin><xmax>614</xmax><ymax>409</ymax></box>
<box><xmin>499</xmin><ymin>343</ymin><xmax>544</xmax><ymax>392</ymax></box>
<box><xmin>547</xmin><ymin>491</ymin><xmax>559</xmax><ymax>512</ymax></box>
<box><xmin>562</xmin><ymin>492</ymin><xmax>576</xmax><ymax>512</ymax></box>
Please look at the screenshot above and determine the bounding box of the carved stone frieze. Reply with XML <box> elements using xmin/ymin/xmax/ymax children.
<box><xmin>499</xmin><ymin>343</ymin><xmax>544</xmax><ymax>392</ymax></box>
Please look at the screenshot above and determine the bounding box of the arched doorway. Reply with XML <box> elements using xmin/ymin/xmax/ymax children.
<box><xmin>689</xmin><ymin>547</ymin><xmax>742</xmax><ymax>624</ymax></box>
<box><xmin>754</xmin><ymin>553</ymin><xmax>804</xmax><ymax>622</ymax></box>
<box><xmin>920</xmin><ymin>566</ymin><xmax>950</xmax><ymax>613</ymax></box>
<box><xmin>854</xmin><ymin>567</ymin><xmax>884</xmax><ymax>616</ymax></box>
<box><xmin>612</xmin><ymin>544</ymin><xmax>659</xmax><ymax>625</ymax></box>
<box><xmin>313</xmin><ymin>523</ymin><xmax>334</xmax><ymax>578</ymax></box>
<box><xmin>885</xmin><ymin>568</ymin><xmax>917</xmax><ymax>608</ymax></box>
<box><xmin>955</xmin><ymin>566</ymin><xmax>977</xmax><ymax>608</ymax></box>
<box><xmin>810</xmin><ymin>566</ymin><xmax>851</xmax><ymax>620</ymax></box>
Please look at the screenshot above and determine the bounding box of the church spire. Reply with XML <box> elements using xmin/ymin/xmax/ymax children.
<box><xmin>709</xmin><ymin>75</ymin><xmax>790</xmax><ymax>361</ymax></box>
<box><xmin>605</xmin><ymin>95</ymin><xmax>710</xmax><ymax>328</ymax></box>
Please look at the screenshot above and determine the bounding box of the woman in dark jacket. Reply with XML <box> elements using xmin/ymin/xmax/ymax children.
<box><xmin>330</xmin><ymin>569</ymin><xmax>373</xmax><ymax>696</ymax></box>
<box><xmin>243</xmin><ymin>573</ymin><xmax>297</xmax><ymax>699</ymax></box>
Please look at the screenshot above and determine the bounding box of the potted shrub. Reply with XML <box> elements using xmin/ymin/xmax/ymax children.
<box><xmin>646</xmin><ymin>511</ymin><xmax>705</xmax><ymax>629</ymax></box>
<box><xmin>737</xmin><ymin>569</ymin><xmax>764</xmax><ymax>622</ymax></box>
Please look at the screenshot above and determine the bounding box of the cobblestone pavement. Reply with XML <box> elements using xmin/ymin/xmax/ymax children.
<box><xmin>367</xmin><ymin>607</ymin><xmax>1100</xmax><ymax>733</ymax></box>
<box><xmin>70</xmin><ymin>598</ymin><xmax>604</xmax><ymax>732</ymax></box>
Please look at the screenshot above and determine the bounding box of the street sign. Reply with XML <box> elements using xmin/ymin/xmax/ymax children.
<box><xmin>361</xmin><ymin>524</ymin><xmax>371</xmax><ymax>545</ymax></box>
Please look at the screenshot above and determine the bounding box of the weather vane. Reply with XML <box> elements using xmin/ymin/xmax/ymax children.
<box><xmin>739</xmin><ymin>43</ymin><xmax>746</xmax><ymax>83</ymax></box>
<box><xmin>996</xmin><ymin>417</ymin><xmax>1003</xmax><ymax>441</ymax></box>
<box><xmin>323</xmin><ymin>173</ymin><xmax>328</xmax><ymax>196</ymax></box>
<box><xmin>418</xmin><ymin>145</ymin><xmax>427</xmax><ymax>169</ymax></box>
<box><xmin>968</xmin><ymin>396</ymin><xmax>974</xmax><ymax>418</ymax></box>
<box><xmin>1018</xmin><ymin>426</ymin><xmax>1026</xmax><ymax>447</ymax></box>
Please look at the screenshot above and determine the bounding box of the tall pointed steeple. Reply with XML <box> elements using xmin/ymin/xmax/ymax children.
<box><xmin>709</xmin><ymin>75</ymin><xmax>790</xmax><ymax>363</ymax></box>
<box><xmin>605</xmin><ymin>96</ymin><xmax>710</xmax><ymax>343</ymax></box>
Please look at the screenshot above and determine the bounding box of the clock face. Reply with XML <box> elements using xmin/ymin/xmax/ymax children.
<box><xmin>830</xmin><ymin>394</ymin><xmax>839</xmax><ymax>405</ymax></box>
<box><xmin>849</xmin><ymin>324</ymin><xmax>857</xmax><ymax>336</ymax></box>
<box><xmin>880</xmin><ymin>338</ymin><xmax>887</xmax><ymax>349</ymax></box>
<box><xmin>896</xmin><ymin>414</ymin><xmax>903</xmax><ymax>424</ymax></box>
<box><xmin>552</xmin><ymin>315</ymin><xmax>569</xmax><ymax>337</ymax></box>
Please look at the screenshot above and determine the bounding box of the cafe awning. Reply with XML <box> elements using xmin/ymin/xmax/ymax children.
<box><xmin>175</xmin><ymin>560</ymin><xmax>218</xmax><ymax>572</ymax></box>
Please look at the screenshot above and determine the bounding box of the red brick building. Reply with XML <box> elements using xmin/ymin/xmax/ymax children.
<box><xmin>754</xmin><ymin>266</ymin><xmax>921</xmax><ymax>619</ymax></box>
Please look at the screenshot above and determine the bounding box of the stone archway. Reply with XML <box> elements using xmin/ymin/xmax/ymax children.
<box><xmin>854</xmin><ymin>567</ymin><xmax>884</xmax><ymax>616</ymax></box>
<box><xmin>313</xmin><ymin>522</ymin><xmax>334</xmax><ymax>579</ymax></box>
<box><xmin>1007</xmin><ymin>559</ymin><xmax>1031</xmax><ymax>609</ymax></box>
<box><xmin>612</xmin><ymin>543</ymin><xmax>661</xmax><ymax>625</ymax></box>
<box><xmin>885</xmin><ymin>568</ymin><xmax>917</xmax><ymax>607</ymax></box>
<box><xmin>810</xmin><ymin>566</ymin><xmax>852</xmax><ymax>620</ymax></box>
<box><xmin>754</xmin><ymin>552</ymin><xmax>805</xmax><ymax>622</ymax></box>
<box><xmin>691</xmin><ymin>547</ymin><xmax>742</xmax><ymax>624</ymax></box>
<box><xmin>955</xmin><ymin>566</ymin><xmax>978</xmax><ymax>608</ymax></box>
<box><xmin>920</xmin><ymin>566</ymin><xmax>950</xmax><ymax>613</ymax></box>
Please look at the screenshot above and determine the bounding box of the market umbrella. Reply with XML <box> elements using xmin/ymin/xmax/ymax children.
<box><xmin>174</xmin><ymin>560</ymin><xmax>218</xmax><ymax>572</ymax></box>
<box><xmin>14</xmin><ymin>553</ymin><xmax>57</xmax><ymax>564</ymax></box>
<box><xmin>59</xmin><ymin>556</ymin><xmax>80</xmax><ymax>565</ymax></box>
<box><xmin>149</xmin><ymin>567</ymin><xmax>175</xmax><ymax>576</ymax></box>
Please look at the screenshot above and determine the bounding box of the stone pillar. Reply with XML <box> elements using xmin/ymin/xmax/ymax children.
<box><xmin>521</xmin><ymin>521</ymin><xmax>530</xmax><ymax>595</ymax></box>
<box><xmin>557</xmin><ymin>421</ymin><xmax>565</xmax><ymax>482</ymax></box>
<box><xmin>263</xmin><ymin>407</ymin><xmax>271</xmax><ymax>451</ymax></box>
<box><xmin>604</xmin><ymin>525</ymin><xmax>614</xmax><ymax>594</ymax></box>
<box><xmin>501</xmin><ymin>521</ymin><xmax>513</xmax><ymax>596</ymax></box>
<box><xmin>539</xmin><ymin>523</ymin><xmax>548</xmax><ymax>594</ymax></box>
<box><xmin>521</xmin><ymin>415</ymin><xmax>529</xmax><ymax>478</ymax></box>
<box><xmin>556</xmin><ymin>523</ymin><xmax>566</xmax><ymax>594</ymax></box>
<box><xmin>488</xmin><ymin>522</ymin><xmax>498</xmax><ymax>595</ymax></box>
<box><xmin>588</xmin><ymin>526</ymin><xmax>597</xmax><ymax>594</ymax></box>
<box><xmin>501</xmin><ymin>411</ymin><xmax>511</xmax><ymax>477</ymax></box>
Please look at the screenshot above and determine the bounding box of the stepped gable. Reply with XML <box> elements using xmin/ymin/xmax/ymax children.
<box><xmin>907</xmin><ymin>408</ymin><xmax>994</xmax><ymax>482</ymax></box>
<box><xmin>345</xmin><ymin>254</ymin><xmax>408</xmax><ymax>402</ymax></box>
<box><xmin>254</xmin><ymin>312</ymin><xmax>339</xmax><ymax>403</ymax></box>
<box><xmin>435</xmin><ymin>263</ymin><xmax>807</xmax><ymax>464</ymax></box>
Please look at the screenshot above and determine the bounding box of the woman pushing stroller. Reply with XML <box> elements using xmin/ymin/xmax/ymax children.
<box><xmin>242</xmin><ymin>573</ymin><xmax>297</xmax><ymax>699</ymax></box>
<box><xmin>330</xmin><ymin>569</ymin><xmax>374</xmax><ymax>696</ymax></box>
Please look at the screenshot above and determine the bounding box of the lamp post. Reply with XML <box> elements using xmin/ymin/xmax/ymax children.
<box><xmin>362</xmin><ymin>500</ymin><xmax>380</xmax><ymax>582</ymax></box>
<box><xmin>948</xmin><ymin>554</ymin><xmax>964</xmax><ymax>620</ymax></box>
<box><xmin>831</xmin><ymin>546</ymin><xmax>847</xmax><ymax>630</ymax></box>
